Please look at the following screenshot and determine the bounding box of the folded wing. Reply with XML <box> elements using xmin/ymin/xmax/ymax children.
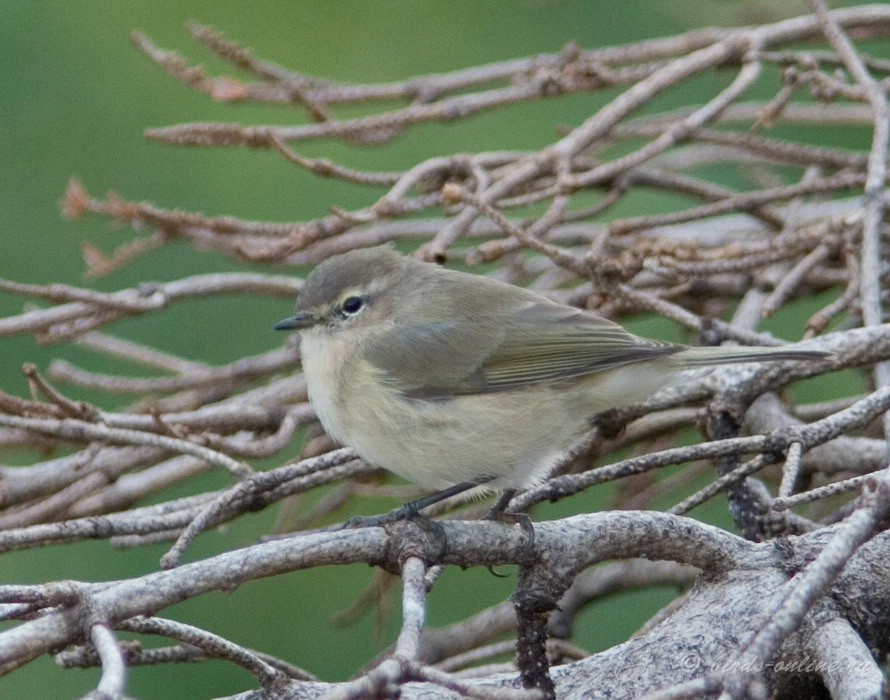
<box><xmin>365</xmin><ymin>300</ymin><xmax>681</xmax><ymax>399</ymax></box>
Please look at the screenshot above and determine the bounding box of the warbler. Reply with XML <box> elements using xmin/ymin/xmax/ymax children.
<box><xmin>275</xmin><ymin>245</ymin><xmax>824</xmax><ymax>522</ymax></box>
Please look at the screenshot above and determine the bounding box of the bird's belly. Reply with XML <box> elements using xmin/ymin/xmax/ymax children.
<box><xmin>333</xmin><ymin>373</ymin><xmax>586</xmax><ymax>491</ymax></box>
<box><xmin>302</xmin><ymin>333</ymin><xmax>672</xmax><ymax>493</ymax></box>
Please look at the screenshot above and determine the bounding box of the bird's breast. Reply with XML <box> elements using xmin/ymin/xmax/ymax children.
<box><xmin>299</xmin><ymin>333</ymin><xmax>357</xmax><ymax>446</ymax></box>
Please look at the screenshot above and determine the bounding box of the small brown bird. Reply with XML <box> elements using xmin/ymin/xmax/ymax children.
<box><xmin>276</xmin><ymin>246</ymin><xmax>825</xmax><ymax>521</ymax></box>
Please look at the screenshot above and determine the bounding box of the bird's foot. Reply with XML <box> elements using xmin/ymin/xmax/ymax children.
<box><xmin>341</xmin><ymin>481</ymin><xmax>481</xmax><ymax>530</ymax></box>
<box><xmin>342</xmin><ymin>502</ymin><xmax>421</xmax><ymax>530</ymax></box>
<box><xmin>484</xmin><ymin>489</ymin><xmax>536</xmax><ymax>575</ymax></box>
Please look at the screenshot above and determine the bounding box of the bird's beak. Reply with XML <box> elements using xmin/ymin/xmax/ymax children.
<box><xmin>274</xmin><ymin>311</ymin><xmax>318</xmax><ymax>331</ymax></box>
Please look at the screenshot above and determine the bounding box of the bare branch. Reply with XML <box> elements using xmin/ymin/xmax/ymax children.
<box><xmin>89</xmin><ymin>624</ymin><xmax>128</xmax><ymax>699</ymax></box>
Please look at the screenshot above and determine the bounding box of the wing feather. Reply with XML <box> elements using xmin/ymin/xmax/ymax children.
<box><xmin>481</xmin><ymin>304</ymin><xmax>680</xmax><ymax>390</ymax></box>
<box><xmin>365</xmin><ymin>300</ymin><xmax>681</xmax><ymax>398</ymax></box>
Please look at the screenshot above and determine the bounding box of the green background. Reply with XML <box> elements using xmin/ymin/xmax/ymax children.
<box><xmin>0</xmin><ymin>2</ymin><xmax>874</xmax><ymax>698</ymax></box>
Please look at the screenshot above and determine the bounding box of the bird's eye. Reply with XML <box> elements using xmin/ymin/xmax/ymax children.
<box><xmin>341</xmin><ymin>296</ymin><xmax>364</xmax><ymax>315</ymax></box>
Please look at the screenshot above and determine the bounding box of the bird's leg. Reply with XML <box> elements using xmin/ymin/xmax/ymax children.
<box><xmin>342</xmin><ymin>481</ymin><xmax>481</xmax><ymax>529</ymax></box>
<box><xmin>486</xmin><ymin>488</ymin><xmax>519</xmax><ymax>521</ymax></box>
<box><xmin>486</xmin><ymin>488</ymin><xmax>534</xmax><ymax>541</ymax></box>
<box><xmin>485</xmin><ymin>488</ymin><xmax>536</xmax><ymax>567</ymax></box>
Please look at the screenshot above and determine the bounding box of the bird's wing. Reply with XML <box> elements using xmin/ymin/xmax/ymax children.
<box><xmin>364</xmin><ymin>300</ymin><xmax>681</xmax><ymax>399</ymax></box>
<box><xmin>479</xmin><ymin>302</ymin><xmax>681</xmax><ymax>391</ymax></box>
<box><xmin>364</xmin><ymin>320</ymin><xmax>492</xmax><ymax>397</ymax></box>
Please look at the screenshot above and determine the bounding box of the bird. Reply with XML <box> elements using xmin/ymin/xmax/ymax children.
<box><xmin>275</xmin><ymin>245</ymin><xmax>826</xmax><ymax>525</ymax></box>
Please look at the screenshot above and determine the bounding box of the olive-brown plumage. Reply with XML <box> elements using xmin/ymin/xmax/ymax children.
<box><xmin>276</xmin><ymin>246</ymin><xmax>824</xmax><ymax>498</ymax></box>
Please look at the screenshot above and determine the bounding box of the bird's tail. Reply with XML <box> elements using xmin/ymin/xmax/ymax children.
<box><xmin>674</xmin><ymin>345</ymin><xmax>830</xmax><ymax>368</ymax></box>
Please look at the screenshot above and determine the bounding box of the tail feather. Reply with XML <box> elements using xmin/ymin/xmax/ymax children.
<box><xmin>674</xmin><ymin>345</ymin><xmax>830</xmax><ymax>368</ymax></box>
